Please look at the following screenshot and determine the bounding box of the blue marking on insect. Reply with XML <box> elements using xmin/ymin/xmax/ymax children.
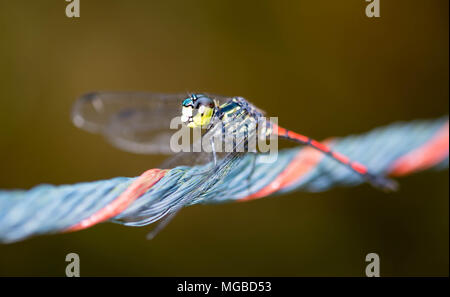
<box><xmin>182</xmin><ymin>98</ymin><xmax>193</xmax><ymax>107</ymax></box>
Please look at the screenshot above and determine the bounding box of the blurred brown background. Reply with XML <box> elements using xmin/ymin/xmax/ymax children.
<box><xmin>0</xmin><ymin>0</ymin><xmax>448</xmax><ymax>276</ymax></box>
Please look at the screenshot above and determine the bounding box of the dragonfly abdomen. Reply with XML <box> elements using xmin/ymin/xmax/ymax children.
<box><xmin>273</xmin><ymin>124</ymin><xmax>398</xmax><ymax>191</ymax></box>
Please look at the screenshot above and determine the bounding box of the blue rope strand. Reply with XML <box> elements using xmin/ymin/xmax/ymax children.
<box><xmin>0</xmin><ymin>117</ymin><xmax>448</xmax><ymax>243</ymax></box>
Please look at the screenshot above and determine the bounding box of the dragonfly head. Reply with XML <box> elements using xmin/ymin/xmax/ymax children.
<box><xmin>181</xmin><ymin>94</ymin><xmax>216</xmax><ymax>128</ymax></box>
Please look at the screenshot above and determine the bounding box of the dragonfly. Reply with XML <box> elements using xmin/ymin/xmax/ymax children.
<box><xmin>72</xmin><ymin>92</ymin><xmax>398</xmax><ymax>238</ymax></box>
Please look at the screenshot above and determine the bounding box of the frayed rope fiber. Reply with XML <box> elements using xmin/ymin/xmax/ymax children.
<box><xmin>0</xmin><ymin>117</ymin><xmax>448</xmax><ymax>243</ymax></box>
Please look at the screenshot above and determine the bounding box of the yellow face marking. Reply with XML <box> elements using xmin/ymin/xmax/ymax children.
<box><xmin>187</xmin><ymin>106</ymin><xmax>214</xmax><ymax>128</ymax></box>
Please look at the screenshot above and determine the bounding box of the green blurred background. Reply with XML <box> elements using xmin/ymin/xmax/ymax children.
<box><xmin>0</xmin><ymin>0</ymin><xmax>448</xmax><ymax>276</ymax></box>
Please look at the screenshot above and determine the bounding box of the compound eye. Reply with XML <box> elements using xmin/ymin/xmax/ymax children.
<box><xmin>194</xmin><ymin>96</ymin><xmax>214</xmax><ymax>109</ymax></box>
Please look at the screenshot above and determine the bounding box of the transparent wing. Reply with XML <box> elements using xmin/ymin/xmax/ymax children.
<box><xmin>146</xmin><ymin>150</ymin><xmax>245</xmax><ymax>239</ymax></box>
<box><xmin>72</xmin><ymin>92</ymin><xmax>183</xmax><ymax>154</ymax></box>
<box><xmin>148</xmin><ymin>110</ymin><xmax>260</xmax><ymax>238</ymax></box>
<box><xmin>71</xmin><ymin>91</ymin><xmax>231</xmax><ymax>154</ymax></box>
<box><xmin>114</xmin><ymin>108</ymin><xmax>259</xmax><ymax>238</ymax></box>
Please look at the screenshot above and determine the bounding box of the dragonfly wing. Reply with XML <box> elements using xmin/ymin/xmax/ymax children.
<box><xmin>114</xmin><ymin>108</ymin><xmax>255</xmax><ymax>234</ymax></box>
<box><xmin>72</xmin><ymin>92</ymin><xmax>233</xmax><ymax>154</ymax></box>
<box><xmin>72</xmin><ymin>92</ymin><xmax>187</xmax><ymax>154</ymax></box>
<box><xmin>144</xmin><ymin>110</ymin><xmax>257</xmax><ymax>238</ymax></box>
<box><xmin>146</xmin><ymin>150</ymin><xmax>246</xmax><ymax>239</ymax></box>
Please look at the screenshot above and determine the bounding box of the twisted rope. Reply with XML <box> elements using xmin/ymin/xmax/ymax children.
<box><xmin>0</xmin><ymin>117</ymin><xmax>448</xmax><ymax>243</ymax></box>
